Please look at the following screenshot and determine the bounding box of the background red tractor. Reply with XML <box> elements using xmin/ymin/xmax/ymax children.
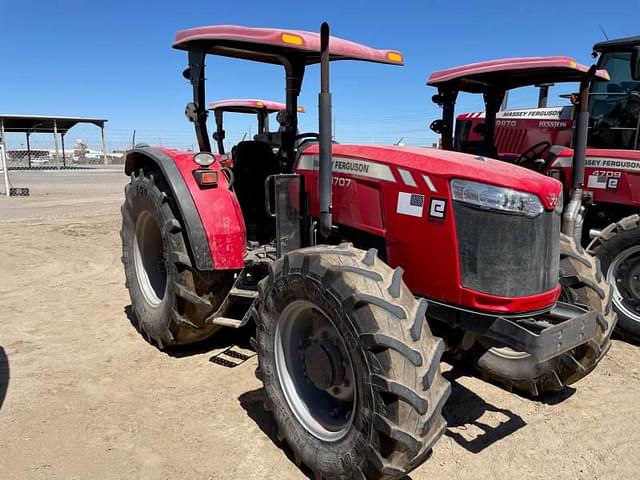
<box><xmin>121</xmin><ymin>24</ymin><xmax>612</xmax><ymax>479</ymax></box>
<box><xmin>450</xmin><ymin>37</ymin><xmax>640</xmax><ymax>338</ymax></box>
<box><xmin>208</xmin><ymin>98</ymin><xmax>305</xmax><ymax>155</ymax></box>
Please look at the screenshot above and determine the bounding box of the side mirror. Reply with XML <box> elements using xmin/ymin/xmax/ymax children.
<box><xmin>212</xmin><ymin>130</ymin><xmax>225</xmax><ymax>141</ymax></box>
<box><xmin>631</xmin><ymin>46</ymin><xmax>640</xmax><ymax>81</ymax></box>
<box><xmin>429</xmin><ymin>119</ymin><xmax>447</xmax><ymax>134</ymax></box>
<box><xmin>185</xmin><ymin>102</ymin><xmax>198</xmax><ymax>123</ymax></box>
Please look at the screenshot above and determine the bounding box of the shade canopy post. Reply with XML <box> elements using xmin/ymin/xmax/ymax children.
<box><xmin>101</xmin><ymin>126</ymin><xmax>108</xmax><ymax>165</ymax></box>
<box><xmin>0</xmin><ymin>119</ymin><xmax>9</xmax><ymax>197</ymax></box>
<box><xmin>26</xmin><ymin>132</ymin><xmax>31</xmax><ymax>168</ymax></box>
<box><xmin>61</xmin><ymin>133</ymin><xmax>66</xmax><ymax>167</ymax></box>
<box><xmin>0</xmin><ymin>118</ymin><xmax>5</xmax><ymax>152</ymax></box>
<box><xmin>52</xmin><ymin>120</ymin><xmax>60</xmax><ymax>166</ymax></box>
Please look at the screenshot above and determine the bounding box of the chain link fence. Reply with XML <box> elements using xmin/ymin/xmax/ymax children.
<box><xmin>1</xmin><ymin>133</ymin><xmax>123</xmax><ymax>169</ymax></box>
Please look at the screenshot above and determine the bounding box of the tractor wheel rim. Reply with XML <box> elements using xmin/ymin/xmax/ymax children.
<box><xmin>608</xmin><ymin>245</ymin><xmax>640</xmax><ymax>323</ymax></box>
<box><xmin>275</xmin><ymin>300</ymin><xmax>355</xmax><ymax>442</ymax></box>
<box><xmin>133</xmin><ymin>211</ymin><xmax>167</xmax><ymax>307</ymax></box>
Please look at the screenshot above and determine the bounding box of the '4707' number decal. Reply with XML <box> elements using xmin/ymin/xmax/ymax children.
<box><xmin>333</xmin><ymin>176</ymin><xmax>353</xmax><ymax>187</ymax></box>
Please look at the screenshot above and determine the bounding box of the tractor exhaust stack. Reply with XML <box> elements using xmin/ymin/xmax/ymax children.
<box><xmin>562</xmin><ymin>65</ymin><xmax>596</xmax><ymax>239</ymax></box>
<box><xmin>318</xmin><ymin>22</ymin><xmax>333</xmax><ymax>238</ymax></box>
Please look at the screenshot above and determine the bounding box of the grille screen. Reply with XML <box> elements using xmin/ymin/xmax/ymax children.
<box><xmin>453</xmin><ymin>202</ymin><xmax>560</xmax><ymax>297</ymax></box>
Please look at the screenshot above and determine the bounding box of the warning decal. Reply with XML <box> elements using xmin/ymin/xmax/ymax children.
<box><xmin>397</xmin><ymin>192</ymin><xmax>424</xmax><ymax>218</ymax></box>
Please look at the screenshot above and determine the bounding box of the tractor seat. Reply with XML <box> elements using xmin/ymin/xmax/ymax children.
<box><xmin>459</xmin><ymin>140</ymin><xmax>498</xmax><ymax>159</ymax></box>
<box><xmin>232</xmin><ymin>141</ymin><xmax>280</xmax><ymax>245</ymax></box>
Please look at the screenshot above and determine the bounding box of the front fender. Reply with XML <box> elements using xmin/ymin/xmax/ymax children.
<box><xmin>124</xmin><ymin>146</ymin><xmax>245</xmax><ymax>270</ymax></box>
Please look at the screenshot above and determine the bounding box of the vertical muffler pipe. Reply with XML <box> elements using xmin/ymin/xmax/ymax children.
<box><xmin>318</xmin><ymin>22</ymin><xmax>333</xmax><ymax>238</ymax></box>
<box><xmin>562</xmin><ymin>65</ymin><xmax>596</xmax><ymax>238</ymax></box>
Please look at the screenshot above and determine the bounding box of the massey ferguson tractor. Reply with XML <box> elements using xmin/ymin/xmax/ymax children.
<box><xmin>427</xmin><ymin>56</ymin><xmax>615</xmax><ymax>391</ymax></box>
<box><xmin>208</xmin><ymin>98</ymin><xmax>305</xmax><ymax>155</ymax></box>
<box><xmin>447</xmin><ymin>37</ymin><xmax>640</xmax><ymax>339</ymax></box>
<box><xmin>121</xmin><ymin>24</ymin><xmax>612</xmax><ymax>479</ymax></box>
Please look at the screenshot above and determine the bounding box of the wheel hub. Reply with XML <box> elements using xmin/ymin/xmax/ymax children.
<box><xmin>608</xmin><ymin>245</ymin><xmax>640</xmax><ymax>320</ymax></box>
<box><xmin>274</xmin><ymin>300</ymin><xmax>356</xmax><ymax>442</ymax></box>
<box><xmin>303</xmin><ymin>339</ymin><xmax>346</xmax><ymax>390</ymax></box>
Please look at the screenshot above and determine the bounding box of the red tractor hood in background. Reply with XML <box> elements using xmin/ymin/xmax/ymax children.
<box><xmin>304</xmin><ymin>144</ymin><xmax>562</xmax><ymax>209</ymax></box>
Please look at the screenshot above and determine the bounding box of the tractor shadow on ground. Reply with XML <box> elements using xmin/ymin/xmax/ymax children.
<box><xmin>442</xmin><ymin>366</ymin><xmax>527</xmax><ymax>454</ymax></box>
<box><xmin>123</xmin><ymin>305</ymin><xmax>255</xmax><ymax>359</ymax></box>
<box><xmin>0</xmin><ymin>346</ymin><xmax>9</xmax><ymax>411</ymax></box>
<box><xmin>238</xmin><ymin>388</ymin><xmax>317</xmax><ymax>480</ymax></box>
<box><xmin>239</xmin><ymin>390</ymin><xmax>418</xmax><ymax>479</ymax></box>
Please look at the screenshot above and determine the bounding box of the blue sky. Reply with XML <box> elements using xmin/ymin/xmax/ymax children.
<box><xmin>1</xmin><ymin>0</ymin><xmax>639</xmax><ymax>150</ymax></box>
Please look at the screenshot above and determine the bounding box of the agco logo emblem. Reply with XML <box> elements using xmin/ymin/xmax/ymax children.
<box><xmin>546</xmin><ymin>193</ymin><xmax>559</xmax><ymax>208</ymax></box>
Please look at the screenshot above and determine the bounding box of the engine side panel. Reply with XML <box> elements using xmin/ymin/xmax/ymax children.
<box><xmin>125</xmin><ymin>147</ymin><xmax>245</xmax><ymax>270</ymax></box>
<box><xmin>550</xmin><ymin>148</ymin><xmax>640</xmax><ymax>208</ymax></box>
<box><xmin>458</xmin><ymin>107</ymin><xmax>573</xmax><ymax>157</ymax></box>
<box><xmin>296</xmin><ymin>146</ymin><xmax>561</xmax><ymax>314</ymax></box>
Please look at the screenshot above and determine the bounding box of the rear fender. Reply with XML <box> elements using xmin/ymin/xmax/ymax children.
<box><xmin>124</xmin><ymin>146</ymin><xmax>245</xmax><ymax>270</ymax></box>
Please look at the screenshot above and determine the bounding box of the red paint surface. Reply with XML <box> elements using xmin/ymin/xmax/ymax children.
<box><xmin>208</xmin><ymin>98</ymin><xmax>299</xmax><ymax>113</ymax></box>
<box><xmin>160</xmin><ymin>148</ymin><xmax>246</xmax><ymax>270</ymax></box>
<box><xmin>297</xmin><ymin>144</ymin><xmax>562</xmax><ymax>313</ymax></box>
<box><xmin>428</xmin><ymin>56</ymin><xmax>608</xmax><ymax>86</ymax></box>
<box><xmin>173</xmin><ymin>25</ymin><xmax>403</xmax><ymax>65</ymax></box>
<box><xmin>551</xmin><ymin>148</ymin><xmax>640</xmax><ymax>207</ymax></box>
<box><xmin>458</xmin><ymin>109</ymin><xmax>574</xmax><ymax>157</ymax></box>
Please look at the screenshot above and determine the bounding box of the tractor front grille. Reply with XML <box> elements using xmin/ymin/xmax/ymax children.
<box><xmin>453</xmin><ymin>203</ymin><xmax>560</xmax><ymax>298</ymax></box>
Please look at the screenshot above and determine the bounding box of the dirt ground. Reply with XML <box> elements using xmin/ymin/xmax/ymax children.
<box><xmin>1</xmin><ymin>169</ymin><xmax>639</xmax><ymax>479</ymax></box>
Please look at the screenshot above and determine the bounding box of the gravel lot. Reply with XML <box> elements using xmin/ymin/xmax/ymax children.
<box><xmin>1</xmin><ymin>169</ymin><xmax>639</xmax><ymax>479</ymax></box>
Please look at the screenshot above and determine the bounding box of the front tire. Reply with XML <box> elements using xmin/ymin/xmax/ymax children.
<box><xmin>121</xmin><ymin>167</ymin><xmax>233</xmax><ymax>347</ymax></box>
<box><xmin>256</xmin><ymin>244</ymin><xmax>450</xmax><ymax>479</ymax></box>
<box><xmin>469</xmin><ymin>233</ymin><xmax>615</xmax><ymax>396</ymax></box>
<box><xmin>588</xmin><ymin>214</ymin><xmax>640</xmax><ymax>340</ymax></box>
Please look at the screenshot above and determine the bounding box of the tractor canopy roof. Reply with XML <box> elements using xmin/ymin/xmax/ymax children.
<box><xmin>593</xmin><ymin>35</ymin><xmax>640</xmax><ymax>53</ymax></box>
<box><xmin>173</xmin><ymin>25</ymin><xmax>404</xmax><ymax>66</ymax></box>
<box><xmin>427</xmin><ymin>56</ymin><xmax>609</xmax><ymax>93</ymax></box>
<box><xmin>207</xmin><ymin>98</ymin><xmax>304</xmax><ymax>113</ymax></box>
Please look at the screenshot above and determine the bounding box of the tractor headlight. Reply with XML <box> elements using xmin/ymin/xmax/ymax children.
<box><xmin>450</xmin><ymin>179</ymin><xmax>544</xmax><ymax>218</ymax></box>
<box><xmin>193</xmin><ymin>152</ymin><xmax>215</xmax><ymax>167</ymax></box>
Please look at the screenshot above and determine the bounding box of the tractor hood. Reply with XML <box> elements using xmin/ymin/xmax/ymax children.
<box><xmin>302</xmin><ymin>144</ymin><xmax>562</xmax><ymax>210</ymax></box>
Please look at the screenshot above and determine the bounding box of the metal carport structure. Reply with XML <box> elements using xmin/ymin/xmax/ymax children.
<box><xmin>0</xmin><ymin>114</ymin><xmax>108</xmax><ymax>168</ymax></box>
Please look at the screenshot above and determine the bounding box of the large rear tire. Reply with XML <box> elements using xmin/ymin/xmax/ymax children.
<box><xmin>255</xmin><ymin>244</ymin><xmax>450</xmax><ymax>479</ymax></box>
<box><xmin>588</xmin><ymin>214</ymin><xmax>640</xmax><ymax>341</ymax></box>
<box><xmin>121</xmin><ymin>167</ymin><xmax>233</xmax><ymax>348</ymax></box>
<box><xmin>469</xmin><ymin>233</ymin><xmax>615</xmax><ymax>396</ymax></box>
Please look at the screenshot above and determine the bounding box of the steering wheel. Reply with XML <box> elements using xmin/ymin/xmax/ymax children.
<box><xmin>294</xmin><ymin>132</ymin><xmax>324</xmax><ymax>154</ymax></box>
<box><xmin>295</xmin><ymin>132</ymin><xmax>320</xmax><ymax>142</ymax></box>
<box><xmin>516</xmin><ymin>141</ymin><xmax>552</xmax><ymax>170</ymax></box>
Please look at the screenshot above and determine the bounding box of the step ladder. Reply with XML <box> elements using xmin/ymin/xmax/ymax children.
<box><xmin>208</xmin><ymin>276</ymin><xmax>259</xmax><ymax>329</ymax></box>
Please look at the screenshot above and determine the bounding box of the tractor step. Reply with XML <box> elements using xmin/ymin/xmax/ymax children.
<box><xmin>211</xmin><ymin>316</ymin><xmax>247</xmax><ymax>328</ymax></box>
<box><xmin>229</xmin><ymin>287</ymin><xmax>259</xmax><ymax>298</ymax></box>
<box><xmin>208</xmin><ymin>274</ymin><xmax>260</xmax><ymax>328</ymax></box>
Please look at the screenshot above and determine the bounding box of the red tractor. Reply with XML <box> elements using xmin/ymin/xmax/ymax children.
<box><xmin>208</xmin><ymin>98</ymin><xmax>305</xmax><ymax>155</ymax></box>
<box><xmin>121</xmin><ymin>24</ymin><xmax>612</xmax><ymax>479</ymax></box>
<box><xmin>449</xmin><ymin>37</ymin><xmax>640</xmax><ymax>338</ymax></box>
